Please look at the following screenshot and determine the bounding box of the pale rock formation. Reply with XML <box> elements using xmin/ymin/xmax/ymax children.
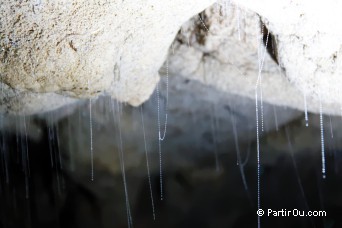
<box><xmin>235</xmin><ymin>0</ymin><xmax>342</xmax><ymax>114</ymax></box>
<box><xmin>0</xmin><ymin>0</ymin><xmax>215</xmax><ymax>114</ymax></box>
<box><xmin>1</xmin><ymin>0</ymin><xmax>342</xmax><ymax>115</ymax></box>
<box><xmin>169</xmin><ymin>0</ymin><xmax>342</xmax><ymax>116</ymax></box>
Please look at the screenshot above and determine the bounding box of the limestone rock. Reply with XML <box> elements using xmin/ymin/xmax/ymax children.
<box><xmin>0</xmin><ymin>82</ymin><xmax>79</xmax><ymax>115</ymax></box>
<box><xmin>233</xmin><ymin>0</ymin><xmax>342</xmax><ymax>114</ymax></box>
<box><xmin>1</xmin><ymin>0</ymin><xmax>342</xmax><ymax>116</ymax></box>
<box><xmin>0</xmin><ymin>0</ymin><xmax>215</xmax><ymax>114</ymax></box>
<box><xmin>169</xmin><ymin>1</ymin><xmax>342</xmax><ymax>116</ymax></box>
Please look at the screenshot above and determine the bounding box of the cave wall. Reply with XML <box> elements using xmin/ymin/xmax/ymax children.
<box><xmin>1</xmin><ymin>0</ymin><xmax>342</xmax><ymax>115</ymax></box>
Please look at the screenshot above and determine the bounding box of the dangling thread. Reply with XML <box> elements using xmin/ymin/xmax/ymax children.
<box><xmin>319</xmin><ymin>96</ymin><xmax>326</xmax><ymax>179</ymax></box>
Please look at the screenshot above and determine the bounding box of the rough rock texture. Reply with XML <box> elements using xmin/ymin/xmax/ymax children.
<box><xmin>1</xmin><ymin>0</ymin><xmax>342</xmax><ymax>115</ymax></box>
<box><xmin>169</xmin><ymin>1</ymin><xmax>342</xmax><ymax>116</ymax></box>
<box><xmin>235</xmin><ymin>0</ymin><xmax>342</xmax><ymax>113</ymax></box>
<box><xmin>0</xmin><ymin>0</ymin><xmax>215</xmax><ymax>114</ymax></box>
<box><xmin>0</xmin><ymin>82</ymin><xmax>79</xmax><ymax>114</ymax></box>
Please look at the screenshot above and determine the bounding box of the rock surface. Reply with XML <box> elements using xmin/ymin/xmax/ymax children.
<box><xmin>169</xmin><ymin>1</ymin><xmax>342</xmax><ymax>116</ymax></box>
<box><xmin>0</xmin><ymin>0</ymin><xmax>215</xmax><ymax>114</ymax></box>
<box><xmin>235</xmin><ymin>0</ymin><xmax>342</xmax><ymax>114</ymax></box>
<box><xmin>1</xmin><ymin>0</ymin><xmax>342</xmax><ymax>115</ymax></box>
